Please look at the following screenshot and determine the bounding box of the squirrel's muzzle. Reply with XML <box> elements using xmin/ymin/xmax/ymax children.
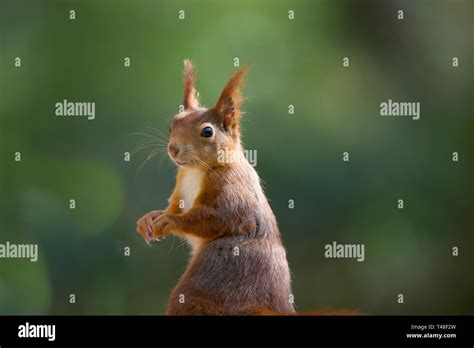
<box><xmin>168</xmin><ymin>143</ymin><xmax>180</xmax><ymax>158</ymax></box>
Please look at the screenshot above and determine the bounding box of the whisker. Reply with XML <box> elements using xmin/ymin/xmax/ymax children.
<box><xmin>135</xmin><ymin>148</ymin><xmax>168</xmax><ymax>180</ymax></box>
<box><xmin>130</xmin><ymin>126</ymin><xmax>172</xmax><ymax>181</ymax></box>
<box><xmin>130</xmin><ymin>131</ymin><xmax>168</xmax><ymax>143</ymax></box>
<box><xmin>136</xmin><ymin>139</ymin><xmax>168</xmax><ymax>148</ymax></box>
<box><xmin>132</xmin><ymin>142</ymin><xmax>168</xmax><ymax>156</ymax></box>
<box><xmin>195</xmin><ymin>157</ymin><xmax>225</xmax><ymax>186</ymax></box>
<box><xmin>144</xmin><ymin>127</ymin><xmax>169</xmax><ymax>139</ymax></box>
<box><xmin>158</xmin><ymin>149</ymin><xmax>169</xmax><ymax>172</ymax></box>
<box><xmin>129</xmin><ymin>133</ymin><xmax>168</xmax><ymax>144</ymax></box>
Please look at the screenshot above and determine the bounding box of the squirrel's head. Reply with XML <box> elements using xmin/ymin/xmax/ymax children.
<box><xmin>167</xmin><ymin>60</ymin><xmax>249</xmax><ymax>168</ymax></box>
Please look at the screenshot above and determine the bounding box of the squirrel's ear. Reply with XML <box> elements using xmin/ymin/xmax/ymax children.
<box><xmin>182</xmin><ymin>60</ymin><xmax>200</xmax><ymax>110</ymax></box>
<box><xmin>215</xmin><ymin>65</ymin><xmax>249</xmax><ymax>131</ymax></box>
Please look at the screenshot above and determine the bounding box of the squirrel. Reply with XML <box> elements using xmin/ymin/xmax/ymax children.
<box><xmin>136</xmin><ymin>60</ymin><xmax>294</xmax><ymax>315</ymax></box>
<box><xmin>136</xmin><ymin>61</ymin><xmax>358</xmax><ymax>316</ymax></box>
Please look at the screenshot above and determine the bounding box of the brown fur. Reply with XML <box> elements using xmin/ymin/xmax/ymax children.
<box><xmin>215</xmin><ymin>65</ymin><xmax>249</xmax><ymax>139</ymax></box>
<box><xmin>182</xmin><ymin>60</ymin><xmax>200</xmax><ymax>110</ymax></box>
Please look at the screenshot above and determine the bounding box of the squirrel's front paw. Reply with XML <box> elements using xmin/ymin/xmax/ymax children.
<box><xmin>152</xmin><ymin>214</ymin><xmax>179</xmax><ymax>240</ymax></box>
<box><xmin>136</xmin><ymin>210</ymin><xmax>165</xmax><ymax>245</ymax></box>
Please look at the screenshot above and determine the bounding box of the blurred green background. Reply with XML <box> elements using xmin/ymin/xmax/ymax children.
<box><xmin>0</xmin><ymin>0</ymin><xmax>472</xmax><ymax>315</ymax></box>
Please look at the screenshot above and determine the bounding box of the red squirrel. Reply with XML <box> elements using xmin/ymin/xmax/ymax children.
<box><xmin>136</xmin><ymin>60</ymin><xmax>294</xmax><ymax>315</ymax></box>
<box><xmin>136</xmin><ymin>61</ymin><xmax>358</xmax><ymax>316</ymax></box>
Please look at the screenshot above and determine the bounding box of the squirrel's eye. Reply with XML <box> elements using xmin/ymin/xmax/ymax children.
<box><xmin>201</xmin><ymin>126</ymin><xmax>213</xmax><ymax>138</ymax></box>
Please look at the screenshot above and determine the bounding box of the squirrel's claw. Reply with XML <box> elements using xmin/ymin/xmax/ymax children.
<box><xmin>152</xmin><ymin>214</ymin><xmax>177</xmax><ymax>240</ymax></box>
<box><xmin>136</xmin><ymin>210</ymin><xmax>165</xmax><ymax>245</ymax></box>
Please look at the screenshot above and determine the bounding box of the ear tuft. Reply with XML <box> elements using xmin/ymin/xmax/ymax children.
<box><xmin>183</xmin><ymin>59</ymin><xmax>200</xmax><ymax>110</ymax></box>
<box><xmin>215</xmin><ymin>65</ymin><xmax>249</xmax><ymax>130</ymax></box>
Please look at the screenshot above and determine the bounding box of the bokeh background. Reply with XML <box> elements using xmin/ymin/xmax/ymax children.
<box><xmin>0</xmin><ymin>0</ymin><xmax>472</xmax><ymax>315</ymax></box>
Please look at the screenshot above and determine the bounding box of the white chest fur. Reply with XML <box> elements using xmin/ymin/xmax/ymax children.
<box><xmin>180</xmin><ymin>168</ymin><xmax>204</xmax><ymax>253</ymax></box>
<box><xmin>180</xmin><ymin>168</ymin><xmax>204</xmax><ymax>212</ymax></box>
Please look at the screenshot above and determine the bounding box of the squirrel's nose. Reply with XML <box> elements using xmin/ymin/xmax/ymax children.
<box><xmin>168</xmin><ymin>143</ymin><xmax>180</xmax><ymax>158</ymax></box>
